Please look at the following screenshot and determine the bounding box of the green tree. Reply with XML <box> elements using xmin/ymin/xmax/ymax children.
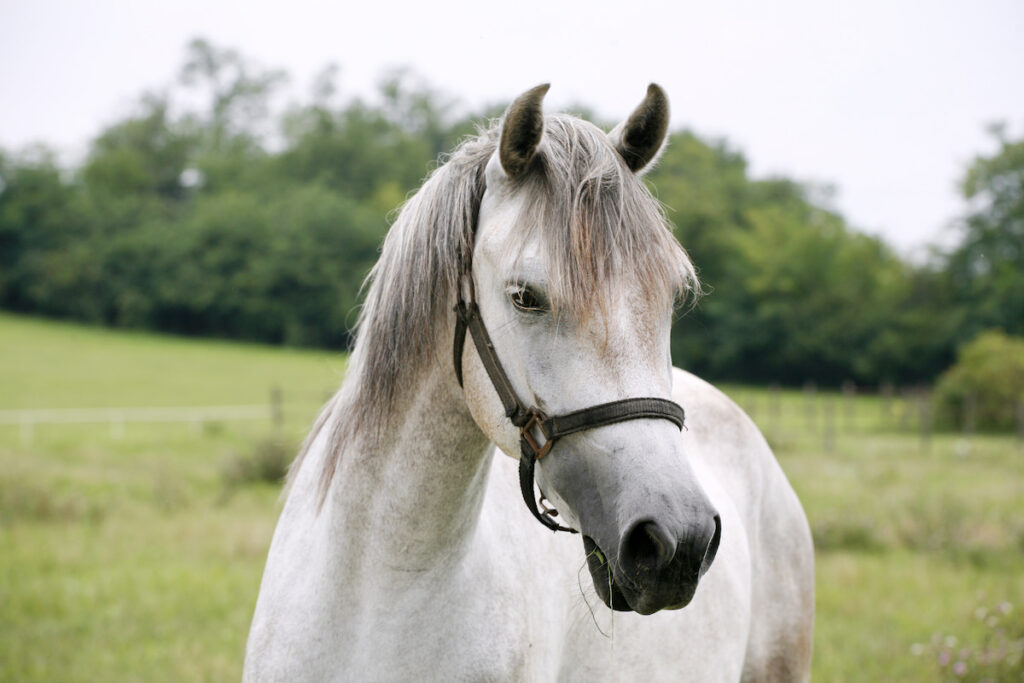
<box><xmin>933</xmin><ymin>330</ymin><xmax>1024</xmax><ymax>431</ymax></box>
<box><xmin>646</xmin><ymin>132</ymin><xmax>754</xmax><ymax>374</ymax></box>
<box><xmin>650</xmin><ymin>132</ymin><xmax>914</xmax><ymax>384</ymax></box>
<box><xmin>944</xmin><ymin>125</ymin><xmax>1024</xmax><ymax>341</ymax></box>
<box><xmin>177</xmin><ymin>38</ymin><xmax>285</xmax><ymax>195</ymax></box>
<box><xmin>2</xmin><ymin>40</ymin><xmax>998</xmax><ymax>386</ymax></box>
<box><xmin>82</xmin><ymin>95</ymin><xmax>193</xmax><ymax>203</ymax></box>
<box><xmin>0</xmin><ymin>147</ymin><xmax>97</xmax><ymax>316</ymax></box>
<box><xmin>709</xmin><ymin>202</ymin><xmax>906</xmax><ymax>384</ymax></box>
<box><xmin>178</xmin><ymin>38</ymin><xmax>286</xmax><ymax>149</ymax></box>
<box><xmin>278</xmin><ymin>70</ymin><xmax>464</xmax><ymax>202</ymax></box>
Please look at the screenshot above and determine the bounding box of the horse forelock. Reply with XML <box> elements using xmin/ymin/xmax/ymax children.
<box><xmin>511</xmin><ymin>115</ymin><xmax>698</xmax><ymax>322</ymax></box>
<box><xmin>292</xmin><ymin>113</ymin><xmax>700</xmax><ymax>503</ymax></box>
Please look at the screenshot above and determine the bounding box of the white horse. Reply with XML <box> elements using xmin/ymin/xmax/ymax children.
<box><xmin>244</xmin><ymin>84</ymin><xmax>814</xmax><ymax>682</ymax></box>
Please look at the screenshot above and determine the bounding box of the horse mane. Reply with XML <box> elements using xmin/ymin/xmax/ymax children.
<box><xmin>288</xmin><ymin>113</ymin><xmax>700</xmax><ymax>503</ymax></box>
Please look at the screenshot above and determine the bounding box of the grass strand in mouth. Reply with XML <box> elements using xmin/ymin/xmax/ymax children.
<box><xmin>578</xmin><ymin>546</ymin><xmax>612</xmax><ymax>638</ymax></box>
<box><xmin>608</xmin><ymin>552</ymin><xmax>615</xmax><ymax>663</ymax></box>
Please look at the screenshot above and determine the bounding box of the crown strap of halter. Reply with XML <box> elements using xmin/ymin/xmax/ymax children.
<box><xmin>453</xmin><ymin>278</ymin><xmax>686</xmax><ymax>534</ymax></box>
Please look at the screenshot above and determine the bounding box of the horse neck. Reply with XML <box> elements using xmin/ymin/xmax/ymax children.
<box><xmin>321</xmin><ymin>349</ymin><xmax>493</xmax><ymax>572</ymax></box>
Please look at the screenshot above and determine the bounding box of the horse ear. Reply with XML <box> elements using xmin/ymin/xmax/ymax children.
<box><xmin>499</xmin><ymin>83</ymin><xmax>550</xmax><ymax>179</ymax></box>
<box><xmin>609</xmin><ymin>83</ymin><xmax>670</xmax><ymax>174</ymax></box>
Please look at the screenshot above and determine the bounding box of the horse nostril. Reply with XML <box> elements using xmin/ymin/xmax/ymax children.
<box><xmin>619</xmin><ymin>519</ymin><xmax>677</xmax><ymax>575</ymax></box>
<box><xmin>699</xmin><ymin>514</ymin><xmax>722</xmax><ymax>578</ymax></box>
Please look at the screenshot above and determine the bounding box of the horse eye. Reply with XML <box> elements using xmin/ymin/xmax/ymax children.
<box><xmin>509</xmin><ymin>286</ymin><xmax>546</xmax><ymax>313</ymax></box>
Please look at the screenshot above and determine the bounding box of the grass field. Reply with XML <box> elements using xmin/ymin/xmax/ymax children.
<box><xmin>2</xmin><ymin>312</ymin><xmax>1022</xmax><ymax>681</ymax></box>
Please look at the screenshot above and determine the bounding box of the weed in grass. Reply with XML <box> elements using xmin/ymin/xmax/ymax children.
<box><xmin>220</xmin><ymin>436</ymin><xmax>293</xmax><ymax>494</ymax></box>
<box><xmin>0</xmin><ymin>478</ymin><xmax>107</xmax><ymax>524</ymax></box>
<box><xmin>811</xmin><ymin>513</ymin><xmax>885</xmax><ymax>553</ymax></box>
<box><xmin>202</xmin><ymin>421</ymin><xmax>226</xmax><ymax>436</ymax></box>
<box><xmin>152</xmin><ymin>469</ymin><xmax>188</xmax><ymax>513</ymax></box>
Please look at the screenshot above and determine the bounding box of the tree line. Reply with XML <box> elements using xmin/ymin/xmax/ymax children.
<box><xmin>1</xmin><ymin>39</ymin><xmax>1021</xmax><ymax>387</ymax></box>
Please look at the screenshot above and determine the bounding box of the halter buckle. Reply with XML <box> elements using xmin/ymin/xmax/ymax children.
<box><xmin>520</xmin><ymin>410</ymin><xmax>554</xmax><ymax>460</ymax></box>
<box><xmin>538</xmin><ymin>495</ymin><xmax>560</xmax><ymax>518</ymax></box>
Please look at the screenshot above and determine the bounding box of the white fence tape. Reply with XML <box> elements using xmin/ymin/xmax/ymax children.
<box><xmin>0</xmin><ymin>405</ymin><xmax>274</xmax><ymax>444</ymax></box>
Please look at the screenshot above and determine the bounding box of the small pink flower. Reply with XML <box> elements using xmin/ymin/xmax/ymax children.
<box><xmin>953</xmin><ymin>660</ymin><xmax>967</xmax><ymax>676</ymax></box>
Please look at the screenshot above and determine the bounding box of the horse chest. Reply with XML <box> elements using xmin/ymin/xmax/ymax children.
<box><xmin>350</xmin><ymin>546</ymin><xmax>553</xmax><ymax>678</ymax></box>
<box><xmin>254</xmin><ymin>534</ymin><xmax>559</xmax><ymax>681</ymax></box>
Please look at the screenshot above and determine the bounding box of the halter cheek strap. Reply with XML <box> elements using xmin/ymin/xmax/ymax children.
<box><xmin>453</xmin><ymin>299</ymin><xmax>686</xmax><ymax>534</ymax></box>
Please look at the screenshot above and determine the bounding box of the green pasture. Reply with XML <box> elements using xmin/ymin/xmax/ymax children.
<box><xmin>2</xmin><ymin>312</ymin><xmax>1022</xmax><ymax>681</ymax></box>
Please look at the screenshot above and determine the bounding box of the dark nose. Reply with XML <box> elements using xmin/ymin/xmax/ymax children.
<box><xmin>618</xmin><ymin>513</ymin><xmax>722</xmax><ymax>581</ymax></box>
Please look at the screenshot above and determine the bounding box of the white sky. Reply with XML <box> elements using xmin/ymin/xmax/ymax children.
<box><xmin>2</xmin><ymin>0</ymin><xmax>1022</xmax><ymax>257</ymax></box>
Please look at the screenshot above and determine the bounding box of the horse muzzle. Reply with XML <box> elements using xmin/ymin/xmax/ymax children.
<box><xmin>582</xmin><ymin>511</ymin><xmax>721</xmax><ymax>615</ymax></box>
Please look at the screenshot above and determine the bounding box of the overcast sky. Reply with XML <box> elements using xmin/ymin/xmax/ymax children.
<box><xmin>2</xmin><ymin>0</ymin><xmax>1022</xmax><ymax>257</ymax></box>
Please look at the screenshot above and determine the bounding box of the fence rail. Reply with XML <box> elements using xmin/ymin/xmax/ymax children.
<box><xmin>4</xmin><ymin>384</ymin><xmax>1021</xmax><ymax>450</ymax></box>
<box><xmin>0</xmin><ymin>405</ymin><xmax>272</xmax><ymax>425</ymax></box>
<box><xmin>0</xmin><ymin>382</ymin><xmax>309</xmax><ymax>446</ymax></box>
<box><xmin>731</xmin><ymin>383</ymin><xmax>1024</xmax><ymax>454</ymax></box>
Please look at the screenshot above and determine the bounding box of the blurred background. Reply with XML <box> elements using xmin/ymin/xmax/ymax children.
<box><xmin>1</xmin><ymin>1</ymin><xmax>1022</xmax><ymax>680</ymax></box>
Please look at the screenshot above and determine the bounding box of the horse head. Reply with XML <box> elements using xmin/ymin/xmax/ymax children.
<box><xmin>459</xmin><ymin>84</ymin><xmax>721</xmax><ymax>615</ymax></box>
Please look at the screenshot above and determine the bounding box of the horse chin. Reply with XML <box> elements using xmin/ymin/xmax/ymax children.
<box><xmin>582</xmin><ymin>536</ymin><xmax>700</xmax><ymax>616</ymax></box>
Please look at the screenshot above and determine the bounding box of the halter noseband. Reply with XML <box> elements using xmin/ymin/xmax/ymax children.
<box><xmin>453</xmin><ymin>280</ymin><xmax>686</xmax><ymax>534</ymax></box>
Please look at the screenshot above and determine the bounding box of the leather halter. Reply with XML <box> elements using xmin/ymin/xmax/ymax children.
<box><xmin>453</xmin><ymin>280</ymin><xmax>686</xmax><ymax>534</ymax></box>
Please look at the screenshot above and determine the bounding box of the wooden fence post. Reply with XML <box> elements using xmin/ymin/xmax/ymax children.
<box><xmin>822</xmin><ymin>394</ymin><xmax>835</xmax><ymax>454</ymax></box>
<box><xmin>880</xmin><ymin>382</ymin><xmax>893</xmax><ymax>430</ymax></box>
<box><xmin>918</xmin><ymin>390</ymin><xmax>932</xmax><ymax>454</ymax></box>
<box><xmin>899</xmin><ymin>388</ymin><xmax>915</xmax><ymax>432</ymax></box>
<box><xmin>841</xmin><ymin>380</ymin><xmax>856</xmax><ymax>432</ymax></box>
<box><xmin>1016</xmin><ymin>400</ymin><xmax>1024</xmax><ymax>451</ymax></box>
<box><xmin>768</xmin><ymin>384</ymin><xmax>781</xmax><ymax>442</ymax></box>
<box><xmin>804</xmin><ymin>381</ymin><xmax>818</xmax><ymax>433</ymax></box>
<box><xmin>270</xmin><ymin>385</ymin><xmax>284</xmax><ymax>433</ymax></box>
